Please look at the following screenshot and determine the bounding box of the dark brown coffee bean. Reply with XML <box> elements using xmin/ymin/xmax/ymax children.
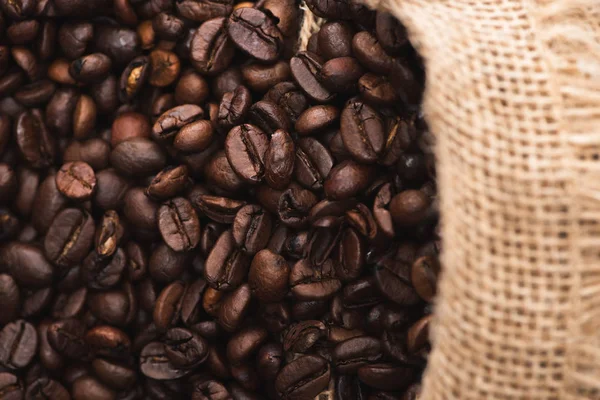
<box><xmin>305</xmin><ymin>0</ymin><xmax>350</xmax><ymax>19</ymax></box>
<box><xmin>81</xmin><ymin>247</ymin><xmax>126</xmax><ymax>289</ymax></box>
<box><xmin>375</xmin><ymin>12</ymin><xmax>409</xmax><ymax>55</ymax></box>
<box><xmin>176</xmin><ymin>0</ymin><xmax>233</xmax><ymax>22</ymax></box>
<box><xmin>317</xmin><ymin>21</ymin><xmax>353</xmax><ymax>60</ymax></box>
<box><xmin>275</xmin><ymin>355</ymin><xmax>330</xmax><ymax>400</ymax></box>
<box><xmin>282</xmin><ymin>320</ymin><xmax>327</xmax><ymax>353</ymax></box>
<box><xmin>47</xmin><ymin>319</ymin><xmax>88</xmax><ymax>360</ymax></box>
<box><xmin>154</xmin><ymin>281</ymin><xmax>185</xmax><ymax>331</ymax></box>
<box><xmin>15</xmin><ymin>109</ymin><xmax>55</xmax><ymax>169</ymax></box>
<box><xmin>294</xmin><ymin>137</ymin><xmax>334</xmax><ymax>191</ymax></box>
<box><xmin>0</xmin><ymin>242</ymin><xmax>54</xmax><ymax>288</ymax></box>
<box><xmin>153</xmin><ymin>104</ymin><xmax>204</xmax><ymax>141</ymax></box>
<box><xmin>69</xmin><ymin>53</ymin><xmax>112</xmax><ymax>84</ymax></box>
<box><xmin>94</xmin><ymin>169</ymin><xmax>130</xmax><ymax>211</ymax></box>
<box><xmin>228</xmin><ymin>8</ymin><xmax>283</xmax><ymax>63</ymax></box>
<box><xmin>410</xmin><ymin>256</ymin><xmax>439</xmax><ymax>302</ymax></box>
<box><xmin>174</xmin><ymin>120</ymin><xmax>214</xmax><ymax>153</ymax></box>
<box><xmin>358</xmin><ymin>363</ymin><xmax>415</xmax><ymax>391</ymax></box>
<box><xmin>264</xmin><ymin>81</ymin><xmax>308</xmax><ymax>123</ymax></box>
<box><xmin>0</xmin><ymin>164</ymin><xmax>17</xmax><ymax>206</ymax></box>
<box><xmin>332</xmin><ymin>336</ymin><xmax>382</xmax><ymax>373</ymax></box>
<box><xmin>25</xmin><ymin>377</ymin><xmax>70</xmax><ymax>400</ymax></box>
<box><xmin>153</xmin><ymin>12</ymin><xmax>185</xmax><ymax>40</ymax></box>
<box><xmin>225</xmin><ymin>124</ymin><xmax>269</xmax><ymax>184</ymax></box>
<box><xmin>352</xmin><ymin>31</ymin><xmax>394</xmax><ymax>75</ymax></box>
<box><xmin>218</xmin><ymin>283</ymin><xmax>252</xmax><ymax>332</ymax></box>
<box><xmin>406</xmin><ymin>315</ymin><xmax>431</xmax><ymax>354</ymax></box>
<box><xmin>257</xmin><ymin>343</ymin><xmax>283</xmax><ymax>380</ymax></box>
<box><xmin>335</xmin><ymin>227</ymin><xmax>365</xmax><ymax>281</ymax></box>
<box><xmin>190</xmin><ymin>17</ymin><xmax>235</xmax><ymax>76</ymax></box>
<box><xmin>157</xmin><ymin>197</ymin><xmax>201</xmax><ymax>252</ymax></box>
<box><xmin>14</xmin><ymin>80</ymin><xmax>56</xmax><ymax>106</ymax></box>
<box><xmin>205</xmin><ymin>230</ymin><xmax>250</xmax><ymax>290</ymax></box>
<box><xmin>290</xmin><ymin>52</ymin><xmax>334</xmax><ymax>103</ymax></box>
<box><xmin>91</xmin><ymin>358</ymin><xmax>136</xmax><ymax>391</ymax></box>
<box><xmin>248</xmin><ymin>249</ymin><xmax>289</xmax><ymax>303</ymax></box>
<box><xmin>87</xmin><ymin>289</ymin><xmax>130</xmax><ymax>326</ymax></box>
<box><xmin>389</xmin><ymin>190</ymin><xmax>430</xmax><ymax>226</ymax></box>
<box><xmin>55</xmin><ymin>161</ymin><xmax>96</xmax><ymax>201</ymax></box>
<box><xmin>217</xmin><ymin>85</ymin><xmax>252</xmax><ymax>132</ymax></box>
<box><xmin>140</xmin><ymin>341</ymin><xmax>187</xmax><ymax>380</ymax></box>
<box><xmin>62</xmin><ymin>139</ymin><xmax>110</xmax><ymax>171</ymax></box>
<box><xmin>226</xmin><ymin>326</ymin><xmax>268</xmax><ymax>365</ymax></box>
<box><xmin>44</xmin><ymin>208</ymin><xmax>95</xmax><ymax>268</ymax></box>
<box><xmin>373</xmin><ymin>257</ymin><xmax>420</xmax><ymax>306</ymax></box>
<box><xmin>358</xmin><ymin>73</ymin><xmax>398</xmax><ymax>106</ymax></box>
<box><xmin>340</xmin><ymin>99</ymin><xmax>385</xmax><ymax>163</ymax></box>
<box><xmin>111</xmin><ymin>111</ymin><xmax>151</xmax><ymax>147</ymax></box>
<box><xmin>232</xmin><ymin>205</ymin><xmax>272</xmax><ymax>255</ymax></box>
<box><xmin>164</xmin><ymin>327</ymin><xmax>209</xmax><ymax>369</ymax></box>
<box><xmin>175</xmin><ymin>70</ymin><xmax>210</xmax><ymax>105</ymax></box>
<box><xmin>12</xmin><ymin>46</ymin><xmax>41</xmax><ymax>81</ymax></box>
<box><xmin>278</xmin><ymin>187</ymin><xmax>318</xmax><ymax>229</ymax></box>
<box><xmin>91</xmin><ymin>75</ymin><xmax>119</xmax><ymax>115</ymax></box>
<box><xmin>295</xmin><ymin>105</ymin><xmax>339</xmax><ymax>136</ymax></box>
<box><xmin>192</xmin><ymin>194</ymin><xmax>246</xmax><ymax>224</ymax></box>
<box><xmin>110</xmin><ymin>138</ymin><xmax>167</xmax><ymax>177</ymax></box>
<box><xmin>248</xmin><ymin>100</ymin><xmax>291</xmax><ymax>137</ymax></box>
<box><xmin>389</xmin><ymin>60</ymin><xmax>423</xmax><ymax>106</ymax></box>
<box><xmin>192</xmin><ymin>378</ymin><xmax>231</xmax><ymax>400</ymax></box>
<box><xmin>346</xmin><ymin>203</ymin><xmax>378</xmax><ymax>239</ymax></box>
<box><xmin>0</xmin><ymin>320</ymin><xmax>37</xmax><ymax>370</ymax></box>
<box><xmin>264</xmin><ymin>129</ymin><xmax>295</xmax><ymax>190</ymax></box>
<box><xmin>180</xmin><ymin>278</ymin><xmax>207</xmax><ymax>326</ymax></box>
<box><xmin>0</xmin><ymin>274</ymin><xmax>20</xmax><ymax>325</ymax></box>
<box><xmin>147</xmin><ymin>165</ymin><xmax>190</xmax><ymax>200</ymax></box>
<box><xmin>149</xmin><ymin>49</ymin><xmax>180</xmax><ymax>87</ymax></box>
<box><xmin>324</xmin><ymin>160</ymin><xmax>376</xmax><ymax>200</ymax></box>
<box><xmin>241</xmin><ymin>61</ymin><xmax>290</xmax><ymax>93</ymax></box>
<box><xmin>149</xmin><ymin>243</ymin><xmax>189</xmax><ymax>283</ymax></box>
<box><xmin>289</xmin><ymin>258</ymin><xmax>341</xmax><ymax>301</ymax></box>
<box><xmin>94</xmin><ymin>210</ymin><xmax>124</xmax><ymax>258</ymax></box>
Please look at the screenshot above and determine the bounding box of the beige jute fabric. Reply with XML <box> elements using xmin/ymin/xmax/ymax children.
<box><xmin>299</xmin><ymin>0</ymin><xmax>600</xmax><ymax>398</ymax></box>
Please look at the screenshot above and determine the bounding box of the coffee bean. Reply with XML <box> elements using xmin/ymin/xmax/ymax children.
<box><xmin>0</xmin><ymin>274</ymin><xmax>20</xmax><ymax>325</ymax></box>
<box><xmin>111</xmin><ymin>112</ymin><xmax>151</xmax><ymax>147</ymax></box>
<box><xmin>176</xmin><ymin>0</ymin><xmax>233</xmax><ymax>22</ymax></box>
<box><xmin>190</xmin><ymin>17</ymin><xmax>234</xmax><ymax>76</ymax></box>
<box><xmin>389</xmin><ymin>190</ymin><xmax>430</xmax><ymax>226</ymax></box>
<box><xmin>0</xmin><ymin>320</ymin><xmax>37</xmax><ymax>370</ymax></box>
<box><xmin>248</xmin><ymin>100</ymin><xmax>291</xmax><ymax>136</ymax></box>
<box><xmin>290</xmin><ymin>258</ymin><xmax>341</xmax><ymax>301</ymax></box>
<box><xmin>226</xmin><ymin>326</ymin><xmax>268</xmax><ymax>365</ymax></box>
<box><xmin>241</xmin><ymin>61</ymin><xmax>291</xmax><ymax>93</ymax></box>
<box><xmin>294</xmin><ymin>137</ymin><xmax>334</xmax><ymax>191</ymax></box>
<box><xmin>406</xmin><ymin>315</ymin><xmax>431</xmax><ymax>354</ymax></box>
<box><xmin>15</xmin><ymin>109</ymin><xmax>55</xmax><ymax>168</ymax></box>
<box><xmin>192</xmin><ymin>379</ymin><xmax>231</xmax><ymax>400</ymax></box>
<box><xmin>332</xmin><ymin>336</ymin><xmax>382</xmax><ymax>373</ymax></box>
<box><xmin>376</xmin><ymin>12</ymin><xmax>409</xmax><ymax>55</ymax></box>
<box><xmin>275</xmin><ymin>355</ymin><xmax>330</xmax><ymax>400</ymax></box>
<box><xmin>154</xmin><ymin>281</ymin><xmax>185</xmax><ymax>331</ymax></box>
<box><xmin>157</xmin><ymin>197</ymin><xmax>201</xmax><ymax>252</ymax></box>
<box><xmin>44</xmin><ymin>208</ymin><xmax>95</xmax><ymax>268</ymax></box>
<box><xmin>205</xmin><ymin>230</ymin><xmax>250</xmax><ymax>290</ymax></box>
<box><xmin>14</xmin><ymin>80</ymin><xmax>56</xmax><ymax>106</ymax></box>
<box><xmin>0</xmin><ymin>372</ymin><xmax>23</xmax><ymax>399</ymax></box>
<box><xmin>0</xmin><ymin>242</ymin><xmax>54</xmax><ymax>288</ymax></box>
<box><xmin>47</xmin><ymin>319</ymin><xmax>88</xmax><ymax>360</ymax></box>
<box><xmin>81</xmin><ymin>247</ymin><xmax>126</xmax><ymax>290</ymax></box>
<box><xmin>25</xmin><ymin>378</ymin><xmax>70</xmax><ymax>400</ymax></box>
<box><xmin>218</xmin><ymin>283</ymin><xmax>251</xmax><ymax>332</ymax></box>
<box><xmin>87</xmin><ymin>289</ymin><xmax>130</xmax><ymax>327</ymax></box>
<box><xmin>318</xmin><ymin>22</ymin><xmax>353</xmax><ymax>60</ymax></box>
<box><xmin>358</xmin><ymin>363</ymin><xmax>415</xmax><ymax>391</ymax></box>
<box><xmin>85</xmin><ymin>325</ymin><xmax>131</xmax><ymax>360</ymax></box>
<box><xmin>174</xmin><ymin>120</ymin><xmax>214</xmax><ymax>154</ymax></box>
<box><xmin>374</xmin><ymin>257</ymin><xmax>420</xmax><ymax>306</ymax></box>
<box><xmin>324</xmin><ymin>160</ymin><xmax>376</xmax><ymax>200</ymax></box>
<box><xmin>94</xmin><ymin>169</ymin><xmax>130</xmax><ymax>211</ymax></box>
<box><xmin>335</xmin><ymin>227</ymin><xmax>365</xmax><ymax>281</ymax></box>
<box><xmin>149</xmin><ymin>49</ymin><xmax>180</xmax><ymax>87</ymax></box>
<box><xmin>153</xmin><ymin>104</ymin><xmax>204</xmax><ymax>141</ymax></box>
<box><xmin>225</xmin><ymin>124</ymin><xmax>269</xmax><ymax>184</ymax></box>
<box><xmin>248</xmin><ymin>249</ymin><xmax>289</xmax><ymax>303</ymax></box>
<box><xmin>283</xmin><ymin>320</ymin><xmax>327</xmax><ymax>353</ymax></box>
<box><xmin>147</xmin><ymin>165</ymin><xmax>190</xmax><ymax>200</ymax></box>
<box><xmin>228</xmin><ymin>8</ymin><xmax>283</xmax><ymax>63</ymax></box>
<box><xmin>164</xmin><ymin>327</ymin><xmax>209</xmax><ymax>369</ymax></box>
<box><xmin>305</xmin><ymin>0</ymin><xmax>350</xmax><ymax>19</ymax></box>
<box><xmin>264</xmin><ymin>129</ymin><xmax>295</xmax><ymax>190</ymax></box>
<box><xmin>110</xmin><ymin>138</ymin><xmax>167</xmax><ymax>177</ymax></box>
<box><xmin>295</xmin><ymin>105</ymin><xmax>339</xmax><ymax>136</ymax></box>
<box><xmin>91</xmin><ymin>358</ymin><xmax>136</xmax><ymax>391</ymax></box>
<box><xmin>69</xmin><ymin>53</ymin><xmax>112</xmax><ymax>84</ymax></box>
<box><xmin>217</xmin><ymin>85</ymin><xmax>252</xmax><ymax>132</ymax></box>
<box><xmin>192</xmin><ymin>194</ymin><xmax>246</xmax><ymax>224</ymax></box>
<box><xmin>352</xmin><ymin>31</ymin><xmax>394</xmax><ymax>75</ymax></box>
<box><xmin>119</xmin><ymin>56</ymin><xmax>150</xmax><ymax>103</ymax></box>
<box><xmin>290</xmin><ymin>52</ymin><xmax>334</xmax><ymax>103</ymax></box>
<box><xmin>410</xmin><ymin>256</ymin><xmax>439</xmax><ymax>302</ymax></box>
<box><xmin>180</xmin><ymin>278</ymin><xmax>207</xmax><ymax>326</ymax></box>
<box><xmin>232</xmin><ymin>205</ymin><xmax>272</xmax><ymax>255</ymax></box>
<box><xmin>340</xmin><ymin>99</ymin><xmax>385</xmax><ymax>164</ymax></box>
<box><xmin>264</xmin><ymin>81</ymin><xmax>308</xmax><ymax>123</ymax></box>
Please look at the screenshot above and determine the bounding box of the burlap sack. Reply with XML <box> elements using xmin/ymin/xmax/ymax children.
<box><xmin>301</xmin><ymin>1</ymin><xmax>600</xmax><ymax>398</ymax></box>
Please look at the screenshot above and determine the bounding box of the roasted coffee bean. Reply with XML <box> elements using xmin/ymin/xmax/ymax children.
<box><xmin>25</xmin><ymin>378</ymin><xmax>70</xmax><ymax>400</ymax></box>
<box><xmin>192</xmin><ymin>379</ymin><xmax>231</xmax><ymax>400</ymax></box>
<box><xmin>47</xmin><ymin>319</ymin><xmax>87</xmax><ymax>360</ymax></box>
<box><xmin>376</xmin><ymin>12</ymin><xmax>409</xmax><ymax>55</ymax></box>
<box><xmin>248</xmin><ymin>249</ymin><xmax>289</xmax><ymax>303</ymax></box>
<box><xmin>352</xmin><ymin>31</ymin><xmax>394</xmax><ymax>75</ymax></box>
<box><xmin>335</xmin><ymin>227</ymin><xmax>365</xmax><ymax>281</ymax></box>
<box><xmin>257</xmin><ymin>343</ymin><xmax>283</xmax><ymax>380</ymax></box>
<box><xmin>153</xmin><ymin>104</ymin><xmax>204</xmax><ymax>141</ymax></box>
<box><xmin>147</xmin><ymin>165</ymin><xmax>190</xmax><ymax>200</ymax></box>
<box><xmin>294</xmin><ymin>137</ymin><xmax>334</xmax><ymax>191</ymax></box>
<box><xmin>411</xmin><ymin>256</ymin><xmax>439</xmax><ymax>302</ymax></box>
<box><xmin>374</xmin><ymin>257</ymin><xmax>420</xmax><ymax>306</ymax></box>
<box><xmin>0</xmin><ymin>164</ymin><xmax>17</xmax><ymax>205</ymax></box>
<box><xmin>0</xmin><ymin>242</ymin><xmax>54</xmax><ymax>288</ymax></box>
<box><xmin>389</xmin><ymin>190</ymin><xmax>430</xmax><ymax>226</ymax></box>
<box><xmin>14</xmin><ymin>80</ymin><xmax>56</xmax><ymax>106</ymax></box>
<box><xmin>190</xmin><ymin>17</ymin><xmax>234</xmax><ymax>76</ymax></box>
<box><xmin>227</xmin><ymin>8</ymin><xmax>283</xmax><ymax>63</ymax></box>
<box><xmin>44</xmin><ymin>208</ymin><xmax>95</xmax><ymax>268</ymax></box>
<box><xmin>340</xmin><ymin>99</ymin><xmax>385</xmax><ymax>163</ymax></box>
<box><xmin>149</xmin><ymin>49</ymin><xmax>181</xmax><ymax>87</ymax></box>
<box><xmin>180</xmin><ymin>278</ymin><xmax>207</xmax><ymax>326</ymax></box>
<box><xmin>358</xmin><ymin>73</ymin><xmax>398</xmax><ymax>106</ymax></box>
<box><xmin>264</xmin><ymin>82</ymin><xmax>308</xmax><ymax>123</ymax></box>
<box><xmin>358</xmin><ymin>363</ymin><xmax>415</xmax><ymax>391</ymax></box>
<box><xmin>154</xmin><ymin>281</ymin><xmax>185</xmax><ymax>331</ymax></box>
<box><xmin>241</xmin><ymin>61</ymin><xmax>291</xmax><ymax>93</ymax></box>
<box><xmin>91</xmin><ymin>358</ymin><xmax>136</xmax><ymax>391</ymax></box>
<box><xmin>226</xmin><ymin>326</ymin><xmax>268</xmax><ymax>365</ymax></box>
<box><xmin>283</xmin><ymin>320</ymin><xmax>327</xmax><ymax>353</ymax></box>
<box><xmin>275</xmin><ymin>355</ymin><xmax>331</xmax><ymax>400</ymax></box>
<box><xmin>290</xmin><ymin>258</ymin><xmax>341</xmax><ymax>301</ymax></box>
<box><xmin>176</xmin><ymin>0</ymin><xmax>234</xmax><ymax>22</ymax></box>
<box><xmin>0</xmin><ymin>274</ymin><xmax>20</xmax><ymax>325</ymax></box>
<box><xmin>149</xmin><ymin>242</ymin><xmax>189</xmax><ymax>283</ymax></box>
<box><xmin>55</xmin><ymin>161</ymin><xmax>96</xmax><ymax>201</ymax></box>
<box><xmin>95</xmin><ymin>210</ymin><xmax>124</xmax><ymax>258</ymax></box>
<box><xmin>324</xmin><ymin>160</ymin><xmax>376</xmax><ymax>201</ymax></box>
<box><xmin>175</xmin><ymin>70</ymin><xmax>210</xmax><ymax>105</ymax></box>
<box><xmin>248</xmin><ymin>100</ymin><xmax>291</xmax><ymax>136</ymax></box>
<box><xmin>295</xmin><ymin>105</ymin><xmax>339</xmax><ymax>136</ymax></box>
<box><xmin>110</xmin><ymin>138</ymin><xmax>167</xmax><ymax>177</ymax></box>
<box><xmin>94</xmin><ymin>169</ymin><xmax>130</xmax><ymax>210</ymax></box>
<box><xmin>318</xmin><ymin>22</ymin><xmax>354</xmax><ymax>60</ymax></box>
<box><xmin>87</xmin><ymin>289</ymin><xmax>130</xmax><ymax>327</ymax></box>
<box><xmin>218</xmin><ymin>283</ymin><xmax>252</xmax><ymax>332</ymax></box>
<box><xmin>119</xmin><ymin>56</ymin><xmax>150</xmax><ymax>102</ymax></box>
<box><xmin>140</xmin><ymin>341</ymin><xmax>187</xmax><ymax>380</ymax></box>
<box><xmin>320</xmin><ymin>57</ymin><xmax>364</xmax><ymax>94</ymax></box>
<box><xmin>205</xmin><ymin>230</ymin><xmax>250</xmax><ymax>290</ymax></box>
<box><xmin>174</xmin><ymin>120</ymin><xmax>214</xmax><ymax>153</ymax></box>
<box><xmin>264</xmin><ymin>129</ymin><xmax>295</xmax><ymax>190</ymax></box>
<box><xmin>164</xmin><ymin>327</ymin><xmax>209</xmax><ymax>368</ymax></box>
<box><xmin>225</xmin><ymin>124</ymin><xmax>269</xmax><ymax>184</ymax></box>
<box><xmin>81</xmin><ymin>247</ymin><xmax>127</xmax><ymax>290</ymax></box>
<box><xmin>85</xmin><ymin>325</ymin><xmax>131</xmax><ymax>360</ymax></box>
<box><xmin>15</xmin><ymin>109</ymin><xmax>55</xmax><ymax>169</ymax></box>
<box><xmin>406</xmin><ymin>315</ymin><xmax>431</xmax><ymax>354</ymax></box>
<box><xmin>290</xmin><ymin>52</ymin><xmax>334</xmax><ymax>103</ymax></box>
<box><xmin>0</xmin><ymin>372</ymin><xmax>23</xmax><ymax>399</ymax></box>
<box><xmin>278</xmin><ymin>187</ymin><xmax>318</xmax><ymax>229</ymax></box>
<box><xmin>217</xmin><ymin>85</ymin><xmax>252</xmax><ymax>132</ymax></box>
<box><xmin>332</xmin><ymin>336</ymin><xmax>383</xmax><ymax>373</ymax></box>
<box><xmin>69</xmin><ymin>53</ymin><xmax>112</xmax><ymax>84</ymax></box>
<box><xmin>305</xmin><ymin>0</ymin><xmax>350</xmax><ymax>20</ymax></box>
<box><xmin>232</xmin><ymin>205</ymin><xmax>272</xmax><ymax>255</ymax></box>
<box><xmin>157</xmin><ymin>197</ymin><xmax>201</xmax><ymax>252</ymax></box>
<box><xmin>192</xmin><ymin>194</ymin><xmax>246</xmax><ymax>224</ymax></box>
<box><xmin>0</xmin><ymin>320</ymin><xmax>37</xmax><ymax>370</ymax></box>
<box><xmin>111</xmin><ymin>111</ymin><xmax>151</xmax><ymax>147</ymax></box>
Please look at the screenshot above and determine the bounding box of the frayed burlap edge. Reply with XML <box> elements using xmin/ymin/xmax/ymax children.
<box><xmin>357</xmin><ymin>0</ymin><xmax>600</xmax><ymax>398</ymax></box>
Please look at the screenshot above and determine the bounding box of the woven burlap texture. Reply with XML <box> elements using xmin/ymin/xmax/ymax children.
<box><xmin>347</xmin><ymin>0</ymin><xmax>600</xmax><ymax>398</ymax></box>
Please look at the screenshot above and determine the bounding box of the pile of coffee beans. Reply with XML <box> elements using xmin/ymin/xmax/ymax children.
<box><xmin>0</xmin><ymin>0</ymin><xmax>439</xmax><ymax>399</ymax></box>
